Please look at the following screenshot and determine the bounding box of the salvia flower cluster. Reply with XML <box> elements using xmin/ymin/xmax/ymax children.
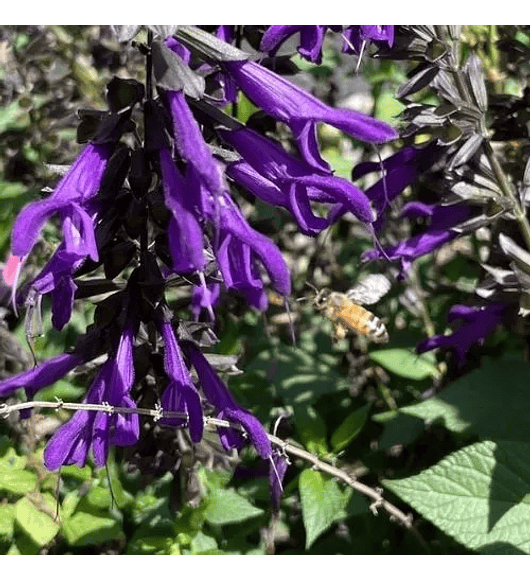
<box><xmin>4</xmin><ymin>25</ymin><xmax>529</xmax><ymax>512</ymax></box>
<box><xmin>0</xmin><ymin>25</ymin><xmax>397</xmax><ymax>506</ymax></box>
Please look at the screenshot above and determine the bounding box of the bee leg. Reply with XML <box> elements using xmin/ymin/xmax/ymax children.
<box><xmin>331</xmin><ymin>322</ymin><xmax>348</xmax><ymax>342</ymax></box>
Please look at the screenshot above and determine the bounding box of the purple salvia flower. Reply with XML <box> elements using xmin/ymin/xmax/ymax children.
<box><xmin>159</xmin><ymin>147</ymin><xmax>205</xmax><ymax>273</ymax></box>
<box><xmin>216</xmin><ymin>231</ymin><xmax>268</xmax><ymax>310</ymax></box>
<box><xmin>214</xmin><ymin>191</ymin><xmax>291</xmax><ymax>303</ymax></box>
<box><xmin>182</xmin><ymin>342</ymin><xmax>272</xmax><ymax>459</ymax></box>
<box><xmin>349</xmin><ymin>141</ymin><xmax>444</xmax><ymax>229</ymax></box>
<box><xmin>164</xmin><ymin>90</ymin><xmax>224</xmax><ymax>197</ymax></box>
<box><xmin>416</xmin><ymin>303</ymin><xmax>510</xmax><ymax>366</ymax></box>
<box><xmin>220</xmin><ymin>126</ymin><xmax>376</xmax><ymax>232</ymax></box>
<box><xmin>363</xmin><ymin>202</ymin><xmax>477</xmax><ymax>276</ymax></box>
<box><xmin>20</xmin><ymin>243</ymin><xmax>85</xmax><ymax>331</ymax></box>
<box><xmin>269</xmin><ymin>450</ymin><xmax>289</xmax><ymax>514</ymax></box>
<box><xmin>342</xmin><ymin>25</ymin><xmax>395</xmax><ymax>54</ymax></box>
<box><xmin>215</xmin><ymin>25</ymin><xmax>236</xmax><ymax>44</ymax></box>
<box><xmin>9</xmin><ymin>143</ymin><xmax>113</xmax><ymax>263</ymax></box>
<box><xmin>44</xmin><ymin>315</ymin><xmax>139</xmax><ymax>470</ymax></box>
<box><xmin>160</xmin><ymin>92</ymin><xmax>291</xmax><ymax>306</ymax></box>
<box><xmin>222</xmin><ymin>59</ymin><xmax>397</xmax><ymax>172</ymax></box>
<box><xmin>260</xmin><ymin>25</ymin><xmax>327</xmax><ymax>64</ymax></box>
<box><xmin>158</xmin><ymin>315</ymin><xmax>203</xmax><ymax>442</ymax></box>
<box><xmin>0</xmin><ymin>351</ymin><xmax>85</xmax><ymax>400</ymax></box>
<box><xmin>191</xmin><ymin>282</ymin><xmax>221</xmax><ymax>321</ymax></box>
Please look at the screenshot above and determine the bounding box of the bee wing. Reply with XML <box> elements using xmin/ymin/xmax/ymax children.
<box><xmin>346</xmin><ymin>274</ymin><xmax>391</xmax><ymax>305</ymax></box>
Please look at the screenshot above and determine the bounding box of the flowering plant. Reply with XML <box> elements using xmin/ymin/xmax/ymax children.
<box><xmin>2</xmin><ymin>25</ymin><xmax>530</xmax><ymax>555</ymax></box>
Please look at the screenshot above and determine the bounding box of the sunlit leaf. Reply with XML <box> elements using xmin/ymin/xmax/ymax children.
<box><xmin>384</xmin><ymin>441</ymin><xmax>530</xmax><ymax>554</ymax></box>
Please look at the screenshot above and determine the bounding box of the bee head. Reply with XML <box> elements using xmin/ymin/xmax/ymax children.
<box><xmin>312</xmin><ymin>287</ymin><xmax>331</xmax><ymax>310</ymax></box>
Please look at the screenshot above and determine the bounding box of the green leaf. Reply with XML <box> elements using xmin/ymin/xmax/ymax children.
<box><xmin>389</xmin><ymin>356</ymin><xmax>530</xmax><ymax>441</ymax></box>
<box><xmin>0</xmin><ymin>504</ymin><xmax>16</xmax><ymax>539</ymax></box>
<box><xmin>190</xmin><ymin>530</ymin><xmax>218</xmax><ymax>554</ymax></box>
<box><xmin>15</xmin><ymin>497</ymin><xmax>60</xmax><ymax>547</ymax></box>
<box><xmin>331</xmin><ymin>404</ymin><xmax>371</xmax><ymax>453</ymax></box>
<box><xmin>246</xmin><ymin>344</ymin><xmax>349</xmax><ymax>403</ymax></box>
<box><xmin>204</xmin><ymin>488</ymin><xmax>264</xmax><ymax>526</ymax></box>
<box><xmin>85</xmin><ymin>486</ymin><xmax>112</xmax><ymax>510</ymax></box>
<box><xmin>299</xmin><ymin>469</ymin><xmax>347</xmax><ymax>549</ymax></box>
<box><xmin>368</xmin><ymin>348</ymin><xmax>439</xmax><ymax>380</ymax></box>
<box><xmin>294</xmin><ymin>405</ymin><xmax>328</xmax><ymax>455</ymax></box>
<box><xmin>321</xmin><ymin>148</ymin><xmax>355</xmax><ymax>180</ymax></box>
<box><xmin>0</xmin><ymin>464</ymin><xmax>37</xmax><ymax>495</ymax></box>
<box><xmin>60</xmin><ymin>465</ymin><xmax>93</xmax><ymax>482</ymax></box>
<box><xmin>384</xmin><ymin>440</ymin><xmax>530</xmax><ymax>554</ymax></box>
<box><xmin>62</xmin><ymin>510</ymin><xmax>124</xmax><ymax>546</ymax></box>
<box><xmin>126</xmin><ymin>534</ymin><xmax>174</xmax><ymax>555</ymax></box>
<box><xmin>0</xmin><ymin>101</ymin><xmax>30</xmax><ymax>132</ymax></box>
<box><xmin>374</xmin><ymin>89</ymin><xmax>404</xmax><ymax>124</ymax></box>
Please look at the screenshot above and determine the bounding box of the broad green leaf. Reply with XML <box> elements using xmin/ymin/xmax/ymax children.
<box><xmin>204</xmin><ymin>488</ymin><xmax>263</xmax><ymax>526</ymax></box>
<box><xmin>0</xmin><ymin>504</ymin><xmax>16</xmax><ymax>539</ymax></box>
<box><xmin>384</xmin><ymin>440</ymin><xmax>530</xmax><ymax>554</ymax></box>
<box><xmin>0</xmin><ymin>464</ymin><xmax>37</xmax><ymax>495</ymax></box>
<box><xmin>372</xmin><ymin>411</ymin><xmax>426</xmax><ymax>450</ymax></box>
<box><xmin>386</xmin><ymin>356</ymin><xmax>530</xmax><ymax>442</ymax></box>
<box><xmin>62</xmin><ymin>510</ymin><xmax>124</xmax><ymax>546</ymax></box>
<box><xmin>369</xmin><ymin>348</ymin><xmax>439</xmax><ymax>380</ymax></box>
<box><xmin>331</xmin><ymin>404</ymin><xmax>371</xmax><ymax>453</ymax></box>
<box><xmin>299</xmin><ymin>469</ymin><xmax>348</xmax><ymax>549</ymax></box>
<box><xmin>15</xmin><ymin>497</ymin><xmax>60</xmax><ymax>547</ymax></box>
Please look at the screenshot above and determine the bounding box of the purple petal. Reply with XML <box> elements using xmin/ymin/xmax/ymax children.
<box><xmin>0</xmin><ymin>352</ymin><xmax>84</xmax><ymax>399</ymax></box>
<box><xmin>269</xmin><ymin>451</ymin><xmax>289</xmax><ymax>513</ymax></box>
<box><xmin>44</xmin><ymin>409</ymin><xmax>93</xmax><ymax>470</ymax></box>
<box><xmin>216</xmin><ymin>193</ymin><xmax>291</xmax><ymax>298</ymax></box>
<box><xmin>159</xmin><ymin>148</ymin><xmax>205</xmax><ymax>273</ymax></box>
<box><xmin>165</xmin><ymin>91</ymin><xmax>224</xmax><ymax>194</ymax></box>
<box><xmin>160</xmin><ymin>318</ymin><xmax>204</xmax><ymax>442</ymax></box>
<box><xmin>183</xmin><ymin>343</ymin><xmax>271</xmax><ymax>458</ymax></box>
<box><xmin>61</xmin><ymin>203</ymin><xmax>98</xmax><ymax>261</ymax></box>
<box><xmin>417</xmin><ymin>302</ymin><xmax>509</xmax><ymax>366</ymax></box>
<box><xmin>10</xmin><ymin>143</ymin><xmax>112</xmax><ymax>260</ymax></box>
<box><xmin>51</xmin><ymin>276</ymin><xmax>77</xmax><ymax>331</ymax></box>
<box><xmin>223</xmin><ymin>60</ymin><xmax>398</xmax><ymax>145</ymax></box>
<box><xmin>224</xmin><ymin>406</ymin><xmax>272</xmax><ymax>459</ymax></box>
<box><xmin>290</xmin><ymin>119</ymin><xmax>331</xmax><ymax>173</ymax></box>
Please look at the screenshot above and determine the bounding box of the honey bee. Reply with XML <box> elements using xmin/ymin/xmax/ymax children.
<box><xmin>312</xmin><ymin>274</ymin><xmax>391</xmax><ymax>343</ymax></box>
